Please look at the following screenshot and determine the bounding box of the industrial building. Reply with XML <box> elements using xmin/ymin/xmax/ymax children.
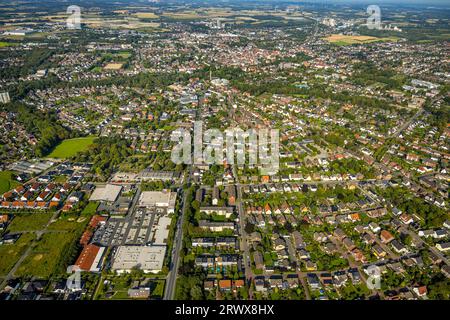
<box><xmin>111</xmin><ymin>245</ymin><xmax>166</xmax><ymax>274</ymax></box>
<box><xmin>138</xmin><ymin>190</ymin><xmax>176</xmax><ymax>213</ymax></box>
<box><xmin>90</xmin><ymin>184</ymin><xmax>123</xmax><ymax>203</ymax></box>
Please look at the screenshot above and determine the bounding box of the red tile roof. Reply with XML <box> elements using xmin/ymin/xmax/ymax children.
<box><xmin>234</xmin><ymin>280</ymin><xmax>245</xmax><ymax>288</ymax></box>
<box><xmin>75</xmin><ymin>244</ymin><xmax>101</xmax><ymax>271</ymax></box>
<box><xmin>89</xmin><ymin>215</ymin><xmax>106</xmax><ymax>228</ymax></box>
<box><xmin>49</xmin><ymin>201</ymin><xmax>59</xmax><ymax>208</ymax></box>
<box><xmin>80</xmin><ymin>230</ymin><xmax>93</xmax><ymax>246</ymax></box>
<box><xmin>219</xmin><ymin>280</ymin><xmax>232</xmax><ymax>289</ymax></box>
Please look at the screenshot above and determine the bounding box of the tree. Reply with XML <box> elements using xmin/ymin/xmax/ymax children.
<box><xmin>191</xmin><ymin>200</ymin><xmax>200</xmax><ymax>211</ymax></box>
<box><xmin>190</xmin><ymin>285</ymin><xmax>204</xmax><ymax>300</ymax></box>
<box><xmin>244</xmin><ymin>222</ymin><xmax>255</xmax><ymax>234</ymax></box>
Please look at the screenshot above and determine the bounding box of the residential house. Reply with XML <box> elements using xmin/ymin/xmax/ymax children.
<box><xmin>381</xmin><ymin>230</ymin><xmax>395</xmax><ymax>244</ymax></box>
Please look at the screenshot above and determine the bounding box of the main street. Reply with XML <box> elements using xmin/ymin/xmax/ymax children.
<box><xmin>389</xmin><ymin>108</ymin><xmax>425</xmax><ymax>139</ymax></box>
<box><xmin>164</xmin><ymin>167</ymin><xmax>193</xmax><ymax>300</ymax></box>
<box><xmin>232</xmin><ymin>165</ymin><xmax>254</xmax><ymax>299</ymax></box>
<box><xmin>164</xmin><ymin>102</ymin><xmax>201</xmax><ymax>300</ymax></box>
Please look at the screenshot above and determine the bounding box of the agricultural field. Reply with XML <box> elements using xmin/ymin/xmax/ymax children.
<box><xmin>46</xmin><ymin>136</ymin><xmax>96</xmax><ymax>159</ymax></box>
<box><xmin>7</xmin><ymin>212</ymin><xmax>54</xmax><ymax>232</ymax></box>
<box><xmin>133</xmin><ymin>12</ymin><xmax>159</xmax><ymax>19</ymax></box>
<box><xmin>323</xmin><ymin>34</ymin><xmax>399</xmax><ymax>45</ymax></box>
<box><xmin>0</xmin><ymin>233</ymin><xmax>35</xmax><ymax>276</ymax></box>
<box><xmin>0</xmin><ymin>171</ymin><xmax>19</xmax><ymax>194</ymax></box>
<box><xmin>160</xmin><ymin>8</ymin><xmax>307</xmax><ymax>22</ymax></box>
<box><xmin>84</xmin><ymin>18</ymin><xmax>161</xmax><ymax>30</ymax></box>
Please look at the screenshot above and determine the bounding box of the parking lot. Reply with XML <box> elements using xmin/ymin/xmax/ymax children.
<box><xmin>92</xmin><ymin>207</ymin><xmax>168</xmax><ymax>246</ymax></box>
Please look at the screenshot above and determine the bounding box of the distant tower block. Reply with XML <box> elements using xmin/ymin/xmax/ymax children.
<box><xmin>0</xmin><ymin>92</ymin><xmax>10</xmax><ymax>104</ymax></box>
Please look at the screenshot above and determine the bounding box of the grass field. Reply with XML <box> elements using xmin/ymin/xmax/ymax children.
<box><xmin>0</xmin><ymin>233</ymin><xmax>35</xmax><ymax>276</ymax></box>
<box><xmin>150</xmin><ymin>280</ymin><xmax>165</xmax><ymax>298</ymax></box>
<box><xmin>134</xmin><ymin>12</ymin><xmax>159</xmax><ymax>19</ymax></box>
<box><xmin>323</xmin><ymin>34</ymin><xmax>399</xmax><ymax>45</ymax></box>
<box><xmin>6</xmin><ymin>212</ymin><xmax>88</xmax><ymax>279</ymax></box>
<box><xmin>0</xmin><ymin>41</ymin><xmax>16</xmax><ymax>47</ymax></box>
<box><xmin>47</xmin><ymin>215</ymin><xmax>88</xmax><ymax>231</ymax></box>
<box><xmin>117</xmin><ymin>51</ymin><xmax>132</xmax><ymax>59</ymax></box>
<box><xmin>0</xmin><ymin>171</ymin><xmax>19</xmax><ymax>194</ymax></box>
<box><xmin>15</xmin><ymin>232</ymin><xmax>77</xmax><ymax>278</ymax></box>
<box><xmin>47</xmin><ymin>136</ymin><xmax>96</xmax><ymax>159</ymax></box>
<box><xmin>7</xmin><ymin>212</ymin><xmax>54</xmax><ymax>232</ymax></box>
<box><xmin>81</xmin><ymin>202</ymin><xmax>99</xmax><ymax>216</ymax></box>
<box><xmin>53</xmin><ymin>175</ymin><xmax>67</xmax><ymax>183</ymax></box>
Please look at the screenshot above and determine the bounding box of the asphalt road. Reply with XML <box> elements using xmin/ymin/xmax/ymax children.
<box><xmin>164</xmin><ymin>168</ymin><xmax>192</xmax><ymax>300</ymax></box>
<box><xmin>389</xmin><ymin>108</ymin><xmax>424</xmax><ymax>139</ymax></box>
<box><xmin>233</xmin><ymin>165</ymin><xmax>255</xmax><ymax>299</ymax></box>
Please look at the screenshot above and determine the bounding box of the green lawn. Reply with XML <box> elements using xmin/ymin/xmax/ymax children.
<box><xmin>150</xmin><ymin>280</ymin><xmax>165</xmax><ymax>298</ymax></box>
<box><xmin>117</xmin><ymin>51</ymin><xmax>132</xmax><ymax>59</ymax></box>
<box><xmin>48</xmin><ymin>215</ymin><xmax>89</xmax><ymax>231</ymax></box>
<box><xmin>111</xmin><ymin>291</ymin><xmax>131</xmax><ymax>299</ymax></box>
<box><xmin>0</xmin><ymin>41</ymin><xmax>16</xmax><ymax>47</ymax></box>
<box><xmin>81</xmin><ymin>202</ymin><xmax>99</xmax><ymax>216</ymax></box>
<box><xmin>0</xmin><ymin>233</ymin><xmax>35</xmax><ymax>276</ymax></box>
<box><xmin>53</xmin><ymin>175</ymin><xmax>67</xmax><ymax>183</ymax></box>
<box><xmin>0</xmin><ymin>171</ymin><xmax>20</xmax><ymax>194</ymax></box>
<box><xmin>7</xmin><ymin>212</ymin><xmax>54</xmax><ymax>232</ymax></box>
<box><xmin>46</xmin><ymin>136</ymin><xmax>97</xmax><ymax>159</ymax></box>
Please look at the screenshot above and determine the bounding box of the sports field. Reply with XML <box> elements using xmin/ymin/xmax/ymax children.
<box><xmin>47</xmin><ymin>136</ymin><xmax>96</xmax><ymax>158</ymax></box>
<box><xmin>104</xmin><ymin>63</ymin><xmax>124</xmax><ymax>70</ymax></box>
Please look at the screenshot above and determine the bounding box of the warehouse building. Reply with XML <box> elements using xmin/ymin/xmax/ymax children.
<box><xmin>111</xmin><ymin>245</ymin><xmax>166</xmax><ymax>274</ymax></box>
<box><xmin>90</xmin><ymin>184</ymin><xmax>122</xmax><ymax>203</ymax></box>
<box><xmin>138</xmin><ymin>190</ymin><xmax>176</xmax><ymax>213</ymax></box>
<box><xmin>74</xmin><ymin>244</ymin><xmax>105</xmax><ymax>272</ymax></box>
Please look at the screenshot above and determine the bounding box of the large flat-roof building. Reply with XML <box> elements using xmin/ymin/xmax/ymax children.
<box><xmin>111</xmin><ymin>245</ymin><xmax>166</xmax><ymax>274</ymax></box>
<box><xmin>3</xmin><ymin>28</ymin><xmax>34</xmax><ymax>36</ymax></box>
<box><xmin>138</xmin><ymin>190</ymin><xmax>176</xmax><ymax>213</ymax></box>
<box><xmin>153</xmin><ymin>216</ymin><xmax>171</xmax><ymax>245</ymax></box>
<box><xmin>90</xmin><ymin>184</ymin><xmax>122</xmax><ymax>203</ymax></box>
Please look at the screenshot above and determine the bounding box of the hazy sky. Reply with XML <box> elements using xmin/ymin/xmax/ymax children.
<box><xmin>206</xmin><ymin>0</ymin><xmax>450</xmax><ymax>8</ymax></box>
<box><xmin>299</xmin><ymin>0</ymin><xmax>450</xmax><ymax>5</ymax></box>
